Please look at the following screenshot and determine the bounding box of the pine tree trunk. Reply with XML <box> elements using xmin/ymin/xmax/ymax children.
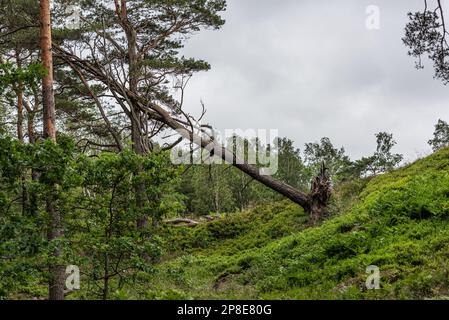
<box><xmin>120</xmin><ymin>0</ymin><xmax>149</xmax><ymax>230</ymax></box>
<box><xmin>15</xmin><ymin>49</ymin><xmax>28</xmax><ymax>215</ymax></box>
<box><xmin>102</xmin><ymin>254</ymin><xmax>109</xmax><ymax>300</ymax></box>
<box><xmin>40</xmin><ymin>0</ymin><xmax>64</xmax><ymax>301</ymax></box>
<box><xmin>40</xmin><ymin>0</ymin><xmax>56</xmax><ymax>141</ymax></box>
<box><xmin>16</xmin><ymin>84</ymin><xmax>24</xmax><ymax>141</ymax></box>
<box><xmin>306</xmin><ymin>164</ymin><xmax>332</xmax><ymax>225</ymax></box>
<box><xmin>27</xmin><ymin>109</ymin><xmax>38</xmax><ymax>216</ymax></box>
<box><xmin>131</xmin><ymin>113</ymin><xmax>148</xmax><ymax>229</ymax></box>
<box><xmin>27</xmin><ymin>110</ymin><xmax>35</xmax><ymax>144</ymax></box>
<box><xmin>47</xmin><ymin>199</ymin><xmax>65</xmax><ymax>301</ymax></box>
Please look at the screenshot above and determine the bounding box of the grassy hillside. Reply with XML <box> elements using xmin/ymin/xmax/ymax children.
<box><xmin>136</xmin><ymin>147</ymin><xmax>449</xmax><ymax>300</ymax></box>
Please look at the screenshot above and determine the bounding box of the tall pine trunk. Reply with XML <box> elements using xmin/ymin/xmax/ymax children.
<box><xmin>26</xmin><ymin>95</ymin><xmax>38</xmax><ymax>217</ymax></box>
<box><xmin>40</xmin><ymin>0</ymin><xmax>56</xmax><ymax>140</ymax></box>
<box><xmin>40</xmin><ymin>0</ymin><xmax>64</xmax><ymax>301</ymax></box>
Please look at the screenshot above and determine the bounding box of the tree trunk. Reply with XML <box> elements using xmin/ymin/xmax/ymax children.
<box><xmin>40</xmin><ymin>0</ymin><xmax>64</xmax><ymax>300</ymax></box>
<box><xmin>27</xmin><ymin>110</ymin><xmax>35</xmax><ymax>144</ymax></box>
<box><xmin>26</xmin><ymin>106</ymin><xmax>38</xmax><ymax>216</ymax></box>
<box><xmin>15</xmin><ymin>49</ymin><xmax>30</xmax><ymax>215</ymax></box>
<box><xmin>102</xmin><ymin>254</ymin><xmax>109</xmax><ymax>300</ymax></box>
<box><xmin>132</xmin><ymin>114</ymin><xmax>148</xmax><ymax>229</ymax></box>
<box><xmin>119</xmin><ymin>0</ymin><xmax>149</xmax><ymax>230</ymax></box>
<box><xmin>47</xmin><ymin>199</ymin><xmax>65</xmax><ymax>300</ymax></box>
<box><xmin>16</xmin><ymin>84</ymin><xmax>24</xmax><ymax>141</ymax></box>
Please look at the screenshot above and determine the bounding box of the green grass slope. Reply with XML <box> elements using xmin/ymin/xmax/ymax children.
<box><xmin>144</xmin><ymin>148</ymin><xmax>449</xmax><ymax>300</ymax></box>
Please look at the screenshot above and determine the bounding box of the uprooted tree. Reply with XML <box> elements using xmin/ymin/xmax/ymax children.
<box><xmin>47</xmin><ymin>0</ymin><xmax>332</xmax><ymax>222</ymax></box>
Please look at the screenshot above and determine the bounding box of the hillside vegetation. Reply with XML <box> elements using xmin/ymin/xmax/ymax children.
<box><xmin>135</xmin><ymin>147</ymin><xmax>449</xmax><ymax>300</ymax></box>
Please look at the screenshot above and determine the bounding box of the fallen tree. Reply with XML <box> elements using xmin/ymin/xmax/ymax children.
<box><xmin>164</xmin><ymin>218</ymin><xmax>200</xmax><ymax>228</ymax></box>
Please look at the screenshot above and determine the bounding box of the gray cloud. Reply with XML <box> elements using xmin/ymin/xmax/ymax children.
<box><xmin>180</xmin><ymin>0</ymin><xmax>449</xmax><ymax>161</ymax></box>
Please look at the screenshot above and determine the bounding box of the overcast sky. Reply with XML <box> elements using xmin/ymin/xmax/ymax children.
<box><xmin>181</xmin><ymin>0</ymin><xmax>449</xmax><ymax>162</ymax></box>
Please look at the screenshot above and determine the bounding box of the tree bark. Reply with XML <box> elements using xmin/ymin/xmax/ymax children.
<box><xmin>24</xmin><ymin>96</ymin><xmax>37</xmax><ymax>144</ymax></box>
<box><xmin>15</xmin><ymin>49</ymin><xmax>29</xmax><ymax>215</ymax></box>
<box><xmin>118</xmin><ymin>0</ymin><xmax>149</xmax><ymax>229</ymax></box>
<box><xmin>14</xmin><ymin>47</ymin><xmax>24</xmax><ymax>142</ymax></box>
<box><xmin>307</xmin><ymin>164</ymin><xmax>332</xmax><ymax>225</ymax></box>
<box><xmin>27</xmin><ymin>109</ymin><xmax>35</xmax><ymax>144</ymax></box>
<box><xmin>47</xmin><ymin>199</ymin><xmax>65</xmax><ymax>301</ymax></box>
<box><xmin>24</xmin><ymin>99</ymin><xmax>38</xmax><ymax>216</ymax></box>
<box><xmin>40</xmin><ymin>0</ymin><xmax>64</xmax><ymax>300</ymax></box>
